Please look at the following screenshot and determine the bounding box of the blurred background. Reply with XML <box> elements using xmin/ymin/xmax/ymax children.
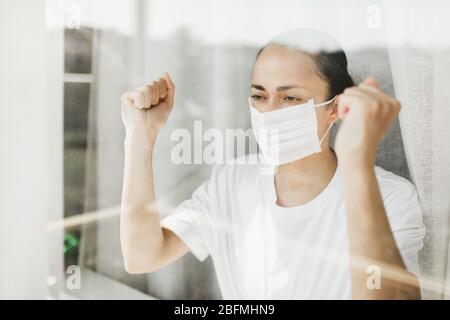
<box><xmin>1</xmin><ymin>0</ymin><xmax>450</xmax><ymax>299</ymax></box>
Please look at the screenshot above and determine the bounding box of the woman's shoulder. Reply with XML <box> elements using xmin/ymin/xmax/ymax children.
<box><xmin>373</xmin><ymin>166</ymin><xmax>422</xmax><ymax>216</ymax></box>
<box><xmin>374</xmin><ymin>165</ymin><xmax>416</xmax><ymax>193</ymax></box>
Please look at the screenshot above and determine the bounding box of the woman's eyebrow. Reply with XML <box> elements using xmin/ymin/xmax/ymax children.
<box><xmin>251</xmin><ymin>84</ymin><xmax>306</xmax><ymax>91</ymax></box>
<box><xmin>251</xmin><ymin>84</ymin><xmax>265</xmax><ymax>91</ymax></box>
<box><xmin>276</xmin><ymin>85</ymin><xmax>305</xmax><ymax>91</ymax></box>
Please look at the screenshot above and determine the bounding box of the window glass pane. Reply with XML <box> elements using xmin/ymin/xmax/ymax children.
<box><xmin>64</xmin><ymin>82</ymin><xmax>89</xmax><ymax>217</ymax></box>
<box><xmin>64</xmin><ymin>28</ymin><xmax>93</xmax><ymax>73</ymax></box>
<box><xmin>63</xmin><ymin>82</ymin><xmax>90</xmax><ymax>267</ymax></box>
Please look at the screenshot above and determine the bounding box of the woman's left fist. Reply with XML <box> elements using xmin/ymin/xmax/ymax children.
<box><xmin>334</xmin><ymin>77</ymin><xmax>401</xmax><ymax>168</ymax></box>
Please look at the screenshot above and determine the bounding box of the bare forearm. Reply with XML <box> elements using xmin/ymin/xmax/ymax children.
<box><xmin>122</xmin><ymin>132</ymin><xmax>157</xmax><ymax>207</ymax></box>
<box><xmin>341</xmin><ymin>163</ymin><xmax>420</xmax><ymax>299</ymax></box>
<box><xmin>120</xmin><ymin>132</ymin><xmax>164</xmax><ymax>272</ymax></box>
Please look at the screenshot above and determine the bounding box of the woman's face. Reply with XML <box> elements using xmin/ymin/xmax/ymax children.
<box><xmin>250</xmin><ymin>44</ymin><xmax>337</xmax><ymax>135</ymax></box>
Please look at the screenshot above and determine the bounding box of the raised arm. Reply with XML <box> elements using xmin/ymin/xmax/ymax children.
<box><xmin>335</xmin><ymin>77</ymin><xmax>421</xmax><ymax>299</ymax></box>
<box><xmin>120</xmin><ymin>72</ymin><xmax>189</xmax><ymax>274</ymax></box>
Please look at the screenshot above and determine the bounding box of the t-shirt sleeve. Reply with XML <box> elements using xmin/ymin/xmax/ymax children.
<box><xmin>160</xmin><ymin>166</ymin><xmax>222</xmax><ymax>262</ymax></box>
<box><xmin>384</xmin><ymin>183</ymin><xmax>426</xmax><ymax>276</ymax></box>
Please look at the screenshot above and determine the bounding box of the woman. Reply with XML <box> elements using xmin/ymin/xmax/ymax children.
<box><xmin>120</xmin><ymin>28</ymin><xmax>425</xmax><ymax>299</ymax></box>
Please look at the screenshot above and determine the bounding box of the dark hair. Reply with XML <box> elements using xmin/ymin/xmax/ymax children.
<box><xmin>255</xmin><ymin>45</ymin><xmax>354</xmax><ymax>101</ymax></box>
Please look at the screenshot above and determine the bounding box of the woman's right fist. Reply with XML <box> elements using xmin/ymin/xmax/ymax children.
<box><xmin>121</xmin><ymin>72</ymin><xmax>175</xmax><ymax>137</ymax></box>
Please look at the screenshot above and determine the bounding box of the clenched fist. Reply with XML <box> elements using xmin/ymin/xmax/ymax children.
<box><xmin>335</xmin><ymin>77</ymin><xmax>401</xmax><ymax>168</ymax></box>
<box><xmin>121</xmin><ymin>72</ymin><xmax>175</xmax><ymax>138</ymax></box>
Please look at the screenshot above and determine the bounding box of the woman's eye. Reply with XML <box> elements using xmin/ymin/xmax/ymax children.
<box><xmin>284</xmin><ymin>96</ymin><xmax>300</xmax><ymax>102</ymax></box>
<box><xmin>251</xmin><ymin>95</ymin><xmax>264</xmax><ymax>101</ymax></box>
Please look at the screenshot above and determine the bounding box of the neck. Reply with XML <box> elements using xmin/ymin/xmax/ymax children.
<box><xmin>274</xmin><ymin>147</ymin><xmax>338</xmax><ymax>206</ymax></box>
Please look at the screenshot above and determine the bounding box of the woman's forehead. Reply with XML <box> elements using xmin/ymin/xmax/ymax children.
<box><xmin>252</xmin><ymin>45</ymin><xmax>319</xmax><ymax>88</ymax></box>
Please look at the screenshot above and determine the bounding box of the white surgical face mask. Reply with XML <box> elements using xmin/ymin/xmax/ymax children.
<box><xmin>249</xmin><ymin>96</ymin><xmax>336</xmax><ymax>166</ymax></box>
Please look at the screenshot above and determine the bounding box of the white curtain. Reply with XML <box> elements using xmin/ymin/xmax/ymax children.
<box><xmin>383</xmin><ymin>0</ymin><xmax>450</xmax><ymax>299</ymax></box>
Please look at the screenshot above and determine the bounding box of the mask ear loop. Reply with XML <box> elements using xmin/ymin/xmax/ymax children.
<box><xmin>319</xmin><ymin>122</ymin><xmax>335</xmax><ymax>145</ymax></box>
<box><xmin>317</xmin><ymin>95</ymin><xmax>338</xmax><ymax>145</ymax></box>
<box><xmin>315</xmin><ymin>95</ymin><xmax>337</xmax><ymax>108</ymax></box>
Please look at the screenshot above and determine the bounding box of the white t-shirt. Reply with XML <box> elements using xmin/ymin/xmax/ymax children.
<box><xmin>161</xmin><ymin>159</ymin><xmax>426</xmax><ymax>299</ymax></box>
